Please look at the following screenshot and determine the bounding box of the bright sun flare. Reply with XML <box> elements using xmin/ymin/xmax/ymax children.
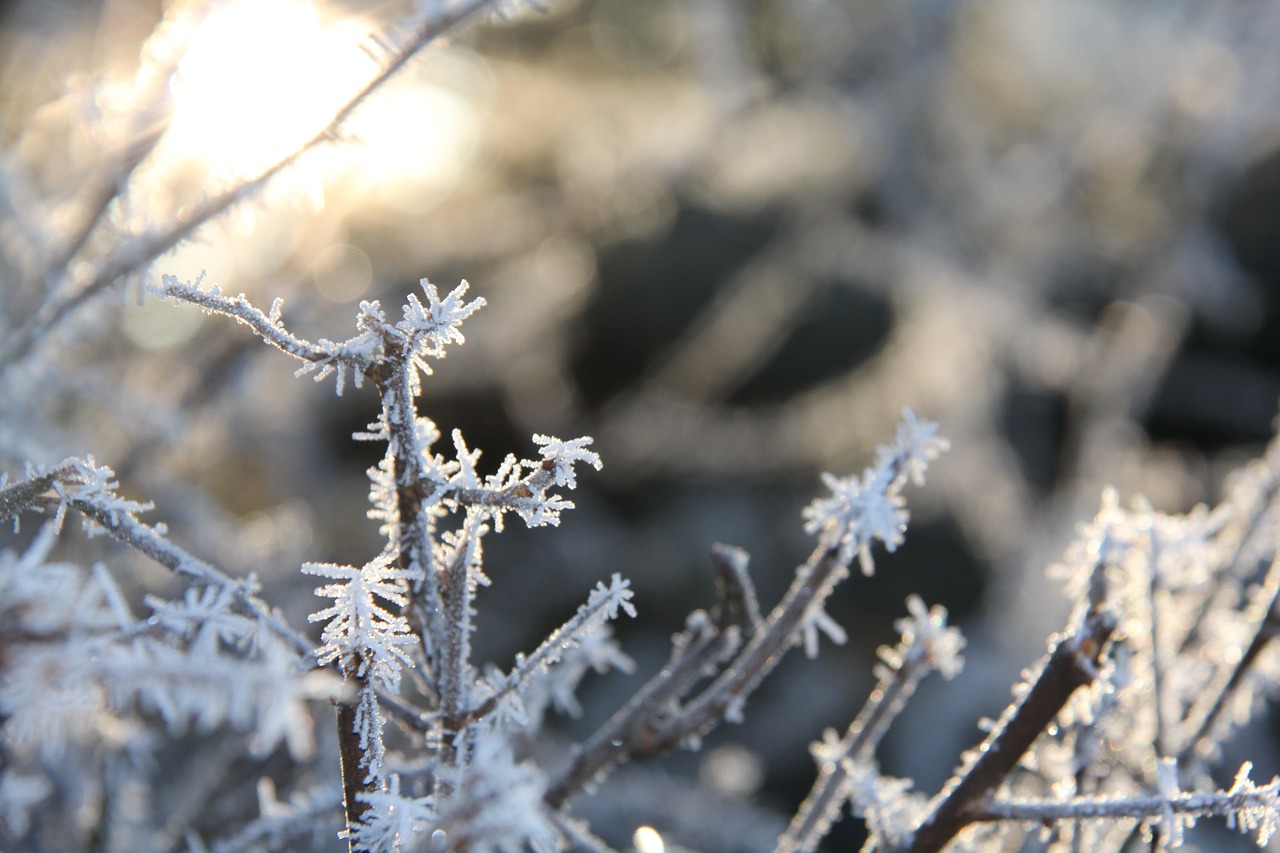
<box><xmin>160</xmin><ymin>0</ymin><xmax>483</xmax><ymax>212</ymax></box>
<box><xmin>166</xmin><ymin>0</ymin><xmax>373</xmax><ymax>178</ymax></box>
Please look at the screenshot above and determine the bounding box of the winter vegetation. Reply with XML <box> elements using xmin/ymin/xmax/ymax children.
<box><xmin>4</xmin><ymin>1</ymin><xmax>1280</xmax><ymax>852</ymax></box>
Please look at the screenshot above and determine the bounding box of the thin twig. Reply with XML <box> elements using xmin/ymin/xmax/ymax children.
<box><xmin>0</xmin><ymin>463</ymin><xmax>73</xmax><ymax>523</ymax></box>
<box><xmin>1178</xmin><ymin>556</ymin><xmax>1280</xmax><ymax>765</ymax></box>
<box><xmin>544</xmin><ymin>543</ymin><xmax>767</xmax><ymax>808</ymax></box>
<box><xmin>778</xmin><ymin>639</ymin><xmax>937</xmax><ymax>853</ymax></box>
<box><xmin>59</xmin><ymin>480</ymin><xmax>313</xmax><ymax>658</ymax></box>
<box><xmin>547</xmin><ymin>542</ymin><xmax>850</xmax><ymax>808</ymax></box>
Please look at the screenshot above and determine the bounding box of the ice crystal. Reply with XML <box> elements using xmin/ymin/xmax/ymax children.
<box><xmin>801</xmin><ymin>409</ymin><xmax>947</xmax><ymax>575</ymax></box>
<box><xmin>531</xmin><ymin>434</ymin><xmax>603</xmax><ymax>489</ymax></box>
<box><xmin>400</xmin><ymin>279</ymin><xmax>486</xmax><ymax>360</ymax></box>
<box><xmin>304</xmin><ymin>553</ymin><xmax>417</xmax><ymax>691</ymax></box>
<box><xmin>895</xmin><ymin>595</ymin><xmax>965</xmax><ymax>680</ymax></box>
<box><xmin>352</xmin><ymin>774</ymin><xmax>435</xmax><ymax>853</ymax></box>
<box><xmin>1226</xmin><ymin>762</ymin><xmax>1280</xmax><ymax>847</ymax></box>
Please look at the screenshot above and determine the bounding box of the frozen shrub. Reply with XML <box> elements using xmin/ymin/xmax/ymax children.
<box><xmin>3</xmin><ymin>1</ymin><xmax>1280</xmax><ymax>852</ymax></box>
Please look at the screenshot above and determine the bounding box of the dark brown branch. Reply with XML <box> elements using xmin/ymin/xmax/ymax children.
<box><xmin>710</xmin><ymin>542</ymin><xmax>762</xmax><ymax>634</ymax></box>
<box><xmin>547</xmin><ymin>543</ymin><xmax>848</xmax><ymax>808</ymax></box>
<box><xmin>0</xmin><ymin>464</ymin><xmax>70</xmax><ymax>523</ymax></box>
<box><xmin>889</xmin><ymin>607</ymin><xmax>1117</xmax><ymax>853</ymax></box>
<box><xmin>335</xmin><ymin>696</ymin><xmax>372</xmax><ymax>850</ymax></box>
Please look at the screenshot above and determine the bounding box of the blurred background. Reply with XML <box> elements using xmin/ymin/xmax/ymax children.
<box><xmin>4</xmin><ymin>0</ymin><xmax>1280</xmax><ymax>849</ymax></box>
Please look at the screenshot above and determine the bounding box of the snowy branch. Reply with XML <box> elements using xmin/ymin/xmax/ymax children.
<box><xmin>970</xmin><ymin>761</ymin><xmax>1280</xmax><ymax>848</ymax></box>
<box><xmin>889</xmin><ymin>605</ymin><xmax>1118</xmax><ymax>853</ymax></box>
<box><xmin>779</xmin><ymin>596</ymin><xmax>965</xmax><ymax>853</ymax></box>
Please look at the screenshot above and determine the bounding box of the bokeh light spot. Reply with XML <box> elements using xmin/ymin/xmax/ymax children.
<box><xmin>313</xmin><ymin>242</ymin><xmax>373</xmax><ymax>302</ymax></box>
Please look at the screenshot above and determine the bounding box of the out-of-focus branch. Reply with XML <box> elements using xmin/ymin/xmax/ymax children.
<box><xmin>43</xmin><ymin>457</ymin><xmax>314</xmax><ymax>658</ymax></box>
<box><xmin>1178</xmin><ymin>557</ymin><xmax>1280</xmax><ymax>767</ymax></box>
<box><xmin>42</xmin><ymin>1</ymin><xmax>225</xmax><ymax>294</ymax></box>
<box><xmin>0</xmin><ymin>0</ymin><xmax>496</xmax><ymax>373</ymax></box>
<box><xmin>0</xmin><ymin>462</ymin><xmax>73</xmax><ymax>523</ymax></box>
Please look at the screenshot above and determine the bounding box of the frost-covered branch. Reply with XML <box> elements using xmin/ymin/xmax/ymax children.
<box><xmin>465</xmin><ymin>573</ymin><xmax>635</xmax><ymax>729</ymax></box>
<box><xmin>969</xmin><ymin>761</ymin><xmax>1280</xmax><ymax>848</ymax></box>
<box><xmin>0</xmin><ymin>461</ymin><xmax>74</xmax><ymax>524</ymax></box>
<box><xmin>1178</xmin><ymin>555</ymin><xmax>1280</xmax><ymax>765</ymax></box>
<box><xmin>888</xmin><ymin>605</ymin><xmax>1118</xmax><ymax>853</ymax></box>
<box><xmin>544</xmin><ymin>604</ymin><xmax>742</xmax><ymax>809</ymax></box>
<box><xmin>778</xmin><ymin>596</ymin><xmax>964</xmax><ymax>853</ymax></box>
<box><xmin>155</xmin><ymin>274</ymin><xmax>374</xmax><ymax>388</ymax></box>
<box><xmin>545</xmin><ymin>548</ymin><xmax>765</xmax><ymax>808</ymax></box>
<box><xmin>803</xmin><ymin>409</ymin><xmax>949</xmax><ymax>575</ymax></box>
<box><xmin>658</xmin><ymin>413</ymin><xmax>947</xmax><ymax>748</ymax></box>
<box><xmin>549</xmin><ymin>413</ymin><xmax>947</xmax><ymax>809</ymax></box>
<box><xmin>435</xmin><ymin>513</ymin><xmax>485</xmax><ymax>791</ymax></box>
<box><xmin>29</xmin><ymin>456</ymin><xmax>313</xmax><ymax>658</ymax></box>
<box><xmin>171</xmin><ymin>278</ymin><xmax>609</xmax><ymax>848</ymax></box>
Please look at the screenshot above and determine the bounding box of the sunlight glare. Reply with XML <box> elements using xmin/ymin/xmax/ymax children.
<box><xmin>344</xmin><ymin>80</ymin><xmax>479</xmax><ymax>212</ymax></box>
<box><xmin>166</xmin><ymin>0</ymin><xmax>372</xmax><ymax>178</ymax></box>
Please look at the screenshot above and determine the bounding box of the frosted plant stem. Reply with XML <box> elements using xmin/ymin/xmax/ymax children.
<box><xmin>338</xmin><ymin>346</ymin><xmax>439</xmax><ymax>840</ymax></box>
<box><xmin>979</xmin><ymin>794</ymin><xmax>1196</xmax><ymax>823</ymax></box>
<box><xmin>548</xmin><ymin>542</ymin><xmax>853</xmax><ymax>810</ymax></box>
<box><xmin>336</xmin><ymin>677</ymin><xmax>374</xmax><ymax>849</ymax></box>
<box><xmin>969</xmin><ymin>782</ymin><xmax>1280</xmax><ymax>834</ymax></box>
<box><xmin>778</xmin><ymin>641</ymin><xmax>933</xmax><ymax>853</ymax></box>
<box><xmin>436</xmin><ymin>515</ymin><xmax>480</xmax><ymax>792</ymax></box>
<box><xmin>0</xmin><ymin>463</ymin><xmax>74</xmax><ymax>523</ymax></box>
<box><xmin>1175</xmin><ymin>442</ymin><xmax>1280</xmax><ymax>659</ymax></box>
<box><xmin>463</xmin><ymin>573</ymin><xmax>641</xmax><ymax>728</ymax></box>
<box><xmin>380</xmin><ymin>362</ymin><xmax>447</xmax><ymax>674</ymax></box>
<box><xmin>545</xmin><ymin>546</ymin><xmax>762</xmax><ymax>808</ymax></box>
<box><xmin>708</xmin><ymin>542</ymin><xmax>762</xmax><ymax>632</ymax></box>
<box><xmin>649</xmin><ymin>543</ymin><xmax>850</xmax><ymax>750</ymax></box>
<box><xmin>1152</xmin><ymin>532</ymin><xmax>1172</xmax><ymax>850</ymax></box>
<box><xmin>544</xmin><ymin>607</ymin><xmax>740</xmax><ymax>808</ymax></box>
<box><xmin>889</xmin><ymin>607</ymin><xmax>1117</xmax><ymax>853</ymax></box>
<box><xmin>155</xmin><ymin>279</ymin><xmax>352</xmax><ymax>368</ymax></box>
<box><xmin>1179</xmin><ymin>555</ymin><xmax>1280</xmax><ymax>764</ymax></box>
<box><xmin>60</xmin><ymin>482</ymin><xmax>313</xmax><ymax>658</ymax></box>
<box><xmin>1147</xmin><ymin>537</ymin><xmax>1169</xmax><ymax>759</ymax></box>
